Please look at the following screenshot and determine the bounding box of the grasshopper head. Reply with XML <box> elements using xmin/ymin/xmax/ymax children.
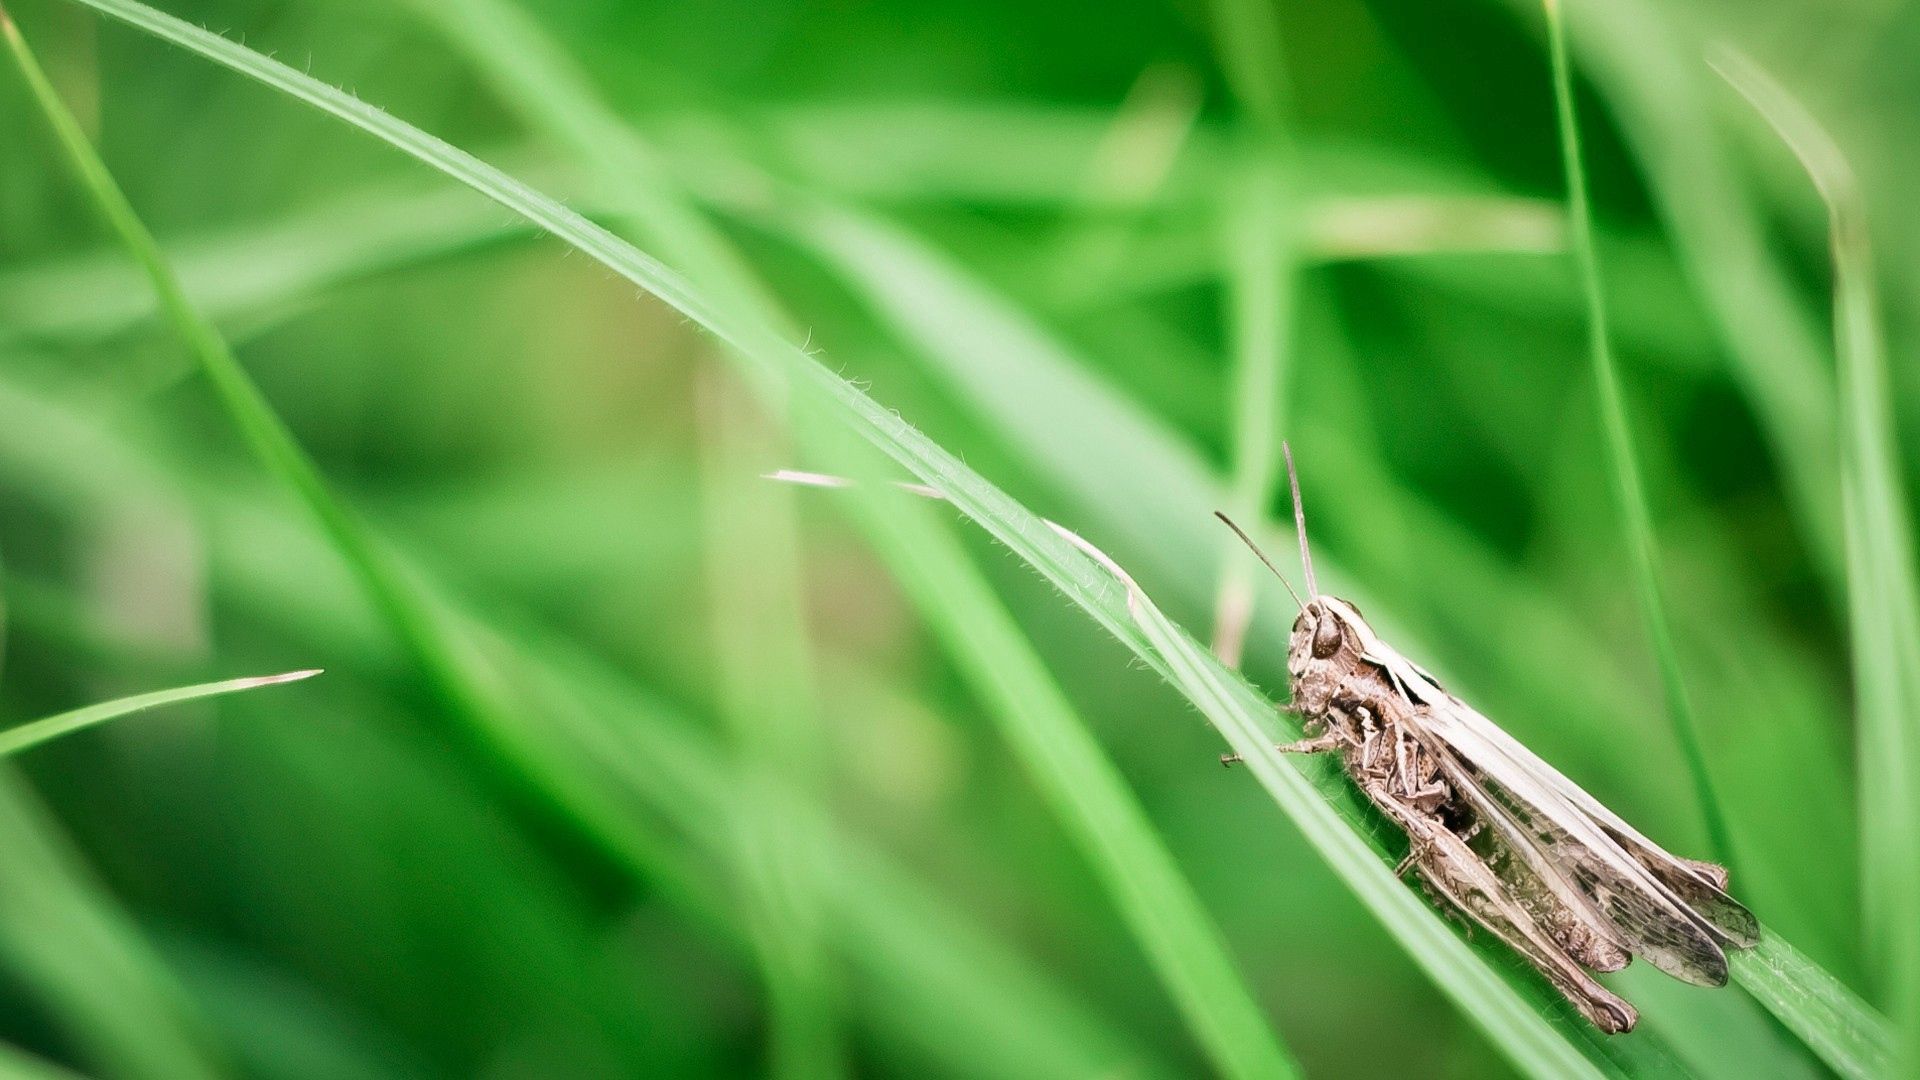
<box><xmin>1287</xmin><ymin>597</ymin><xmax>1363</xmax><ymax>712</ymax></box>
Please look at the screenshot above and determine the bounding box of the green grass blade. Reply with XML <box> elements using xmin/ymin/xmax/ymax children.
<box><xmin>47</xmin><ymin>1</ymin><xmax>1594</xmax><ymax>1071</ymax></box>
<box><xmin>0</xmin><ymin>670</ymin><xmax>320</xmax><ymax>757</ymax></box>
<box><xmin>699</xmin><ymin>386</ymin><xmax>846</xmax><ymax>1080</ymax></box>
<box><xmin>1207</xmin><ymin>0</ymin><xmax>1289</xmax><ymax>129</ymax></box>
<box><xmin>0</xmin><ymin>181</ymin><xmax>524</xmax><ymax>345</ymax></box>
<box><xmin>0</xmin><ymin>354</ymin><xmax>1181</xmax><ymax>1080</ymax></box>
<box><xmin>1711</xmin><ymin>49</ymin><xmax>1920</xmax><ymax>1080</ymax></box>
<box><xmin>1731</xmin><ymin>933</ymin><xmax>1895</xmax><ymax>1080</ymax></box>
<box><xmin>4</xmin><ymin>13</ymin><xmax>861</xmax><ymax>1071</ymax></box>
<box><xmin>0</xmin><ymin>770</ymin><xmax>230</xmax><ymax>1080</ymax></box>
<box><xmin>4</xmin><ymin>8</ymin><xmax>743</xmax><ymax>1028</ymax></box>
<box><xmin>411</xmin><ymin>0</ymin><xmax>780</xmax><ymax>321</ymax></box>
<box><xmin>3</xmin><ymin>0</ymin><xmax>1232</xmax><ymax>1067</ymax></box>
<box><xmin>0</xmin><ymin>1041</ymin><xmax>87</xmax><ymax>1080</ymax></box>
<box><xmin>1210</xmin><ymin>160</ymin><xmax>1299</xmax><ymax>667</ymax></box>
<box><xmin>1541</xmin><ymin>0</ymin><xmax>1736</xmax><ymax>871</ymax></box>
<box><xmin>1516</xmin><ymin>0</ymin><xmax>1842</xmax><ymax>598</ymax></box>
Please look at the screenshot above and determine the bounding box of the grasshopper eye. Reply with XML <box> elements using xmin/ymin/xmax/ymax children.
<box><xmin>1311</xmin><ymin>615</ymin><xmax>1343</xmax><ymax>658</ymax></box>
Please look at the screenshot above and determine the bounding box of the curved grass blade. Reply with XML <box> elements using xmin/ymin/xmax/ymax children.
<box><xmin>0</xmin><ymin>772</ymin><xmax>230</xmax><ymax>1080</ymax></box>
<box><xmin>1</xmin><ymin>0</ymin><xmax>519</xmax><ymax>795</ymax></box>
<box><xmin>0</xmin><ymin>670</ymin><xmax>321</xmax><ymax>757</ymax></box>
<box><xmin>1711</xmin><ymin>48</ymin><xmax>1920</xmax><ymax>1080</ymax></box>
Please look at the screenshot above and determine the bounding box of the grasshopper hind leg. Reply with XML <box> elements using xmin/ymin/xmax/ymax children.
<box><xmin>1364</xmin><ymin>782</ymin><xmax>1639</xmax><ymax>1034</ymax></box>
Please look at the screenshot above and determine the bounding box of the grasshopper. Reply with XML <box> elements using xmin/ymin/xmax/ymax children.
<box><xmin>1218</xmin><ymin>447</ymin><xmax>1758</xmax><ymax>1032</ymax></box>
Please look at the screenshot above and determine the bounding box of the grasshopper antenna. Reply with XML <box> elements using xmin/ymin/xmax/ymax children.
<box><xmin>1213</xmin><ymin>512</ymin><xmax>1305</xmax><ymax>613</ymax></box>
<box><xmin>1283</xmin><ymin>441</ymin><xmax>1320</xmax><ymax>599</ymax></box>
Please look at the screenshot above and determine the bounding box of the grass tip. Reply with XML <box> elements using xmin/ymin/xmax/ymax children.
<box><xmin>250</xmin><ymin>668</ymin><xmax>325</xmax><ymax>687</ymax></box>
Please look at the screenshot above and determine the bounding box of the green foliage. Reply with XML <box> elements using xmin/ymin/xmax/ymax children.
<box><xmin>0</xmin><ymin>0</ymin><xmax>1915</xmax><ymax>1076</ymax></box>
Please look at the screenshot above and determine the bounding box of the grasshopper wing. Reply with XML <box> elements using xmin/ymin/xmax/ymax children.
<box><xmin>1349</xmin><ymin>630</ymin><xmax>1753</xmax><ymax>985</ymax></box>
<box><xmin>1415</xmin><ymin>683</ymin><xmax>1757</xmax><ymax>949</ymax></box>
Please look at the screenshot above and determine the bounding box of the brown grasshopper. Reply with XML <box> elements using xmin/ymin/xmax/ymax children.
<box><xmin>1217</xmin><ymin>447</ymin><xmax>1758</xmax><ymax>1032</ymax></box>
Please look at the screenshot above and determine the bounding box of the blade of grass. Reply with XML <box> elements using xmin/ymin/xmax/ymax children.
<box><xmin>1207</xmin><ymin>0</ymin><xmax>1289</xmax><ymax>130</ymax></box>
<box><xmin>1512</xmin><ymin>0</ymin><xmax>1842</xmax><ymax>600</ymax></box>
<box><xmin>698</xmin><ymin>375</ymin><xmax>846</xmax><ymax>1080</ymax></box>
<box><xmin>0</xmin><ymin>669</ymin><xmax>320</xmax><ymax>756</ymax></box>
<box><xmin>0</xmin><ymin>1041</ymin><xmax>87</xmax><ymax>1080</ymax></box>
<box><xmin>514</xmin><ymin>644</ymin><xmax>1173</xmax><ymax>1080</ymax></box>
<box><xmin>408</xmin><ymin>3</ymin><xmax>1299</xmax><ymax>1073</ymax></box>
<box><xmin>1710</xmin><ymin>48</ymin><xmax>1920</xmax><ymax>1079</ymax></box>
<box><xmin>4</xmin><ymin>6</ymin><xmax>1193</xmax><ymax>1069</ymax></box>
<box><xmin>1541</xmin><ymin>0</ymin><xmax>1736</xmax><ymax>872</ymax></box>
<box><xmin>0</xmin><ymin>768</ymin><xmax>230</xmax><ymax>1080</ymax></box>
<box><xmin>0</xmin><ymin>181</ymin><xmax>528</xmax><ymax>345</ymax></box>
<box><xmin>1042</xmin><ymin>526</ymin><xmax>1610</xmax><ymax>1080</ymax></box>
<box><xmin>1039</xmin><ymin>64</ymin><xmax>1202</xmax><ymax>307</ymax></box>
<box><xmin>1210</xmin><ymin>160</ymin><xmax>1299</xmax><ymax>667</ymax></box>
<box><xmin>1733</xmin><ymin>932</ymin><xmax>1895</xmax><ymax>1080</ymax></box>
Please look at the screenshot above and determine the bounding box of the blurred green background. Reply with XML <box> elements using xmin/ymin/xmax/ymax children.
<box><xmin>0</xmin><ymin>0</ymin><xmax>1915</xmax><ymax>1076</ymax></box>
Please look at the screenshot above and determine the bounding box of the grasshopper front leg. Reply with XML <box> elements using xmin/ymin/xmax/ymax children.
<box><xmin>1220</xmin><ymin>729</ymin><xmax>1345</xmax><ymax>767</ymax></box>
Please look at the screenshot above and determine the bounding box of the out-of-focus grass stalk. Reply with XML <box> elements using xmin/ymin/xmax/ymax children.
<box><xmin>0</xmin><ymin>1040</ymin><xmax>86</xmax><ymax>1080</ymax></box>
<box><xmin>0</xmin><ymin>354</ymin><xmax>1176</xmax><ymax>1080</ymax></box>
<box><xmin>1211</xmin><ymin>161</ymin><xmax>1298</xmax><ymax>667</ymax></box>
<box><xmin>1206</xmin><ymin>0</ymin><xmax>1298</xmax><ymax>668</ymax></box>
<box><xmin>1525</xmin><ymin>0</ymin><xmax>1842</xmax><ymax>599</ymax></box>
<box><xmin>0</xmin><ymin>774</ymin><xmax>225</xmax><ymax>1080</ymax></box>
<box><xmin>1710</xmin><ymin>48</ymin><xmax>1920</xmax><ymax>1080</ymax></box>
<box><xmin>1044</xmin><ymin>64</ymin><xmax>1202</xmax><ymax>306</ymax></box>
<box><xmin>1542</xmin><ymin>0</ymin><xmax>1736</xmax><ymax>871</ymax></box>
<box><xmin>0</xmin><ymin>658</ymin><xmax>316</xmax><ymax>1080</ymax></box>
<box><xmin>5</xmin><ymin>10</ymin><xmax>855</xmax><ymax>1076</ymax></box>
<box><xmin>1207</xmin><ymin>0</ymin><xmax>1289</xmax><ymax>131</ymax></box>
<box><xmin>698</xmin><ymin>374</ymin><xmax>845</xmax><ymax>1080</ymax></box>
<box><xmin>0</xmin><ymin>17</ymin><xmax>313</xmax><ymax>1080</ymax></box>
